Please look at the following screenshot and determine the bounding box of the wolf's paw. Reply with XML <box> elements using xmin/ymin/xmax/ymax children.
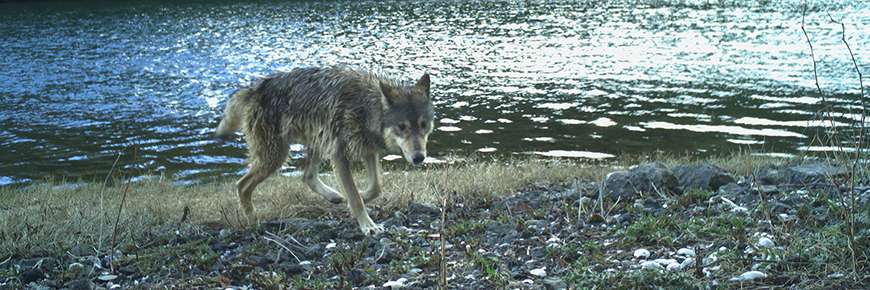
<box><xmin>360</xmin><ymin>223</ymin><xmax>385</xmax><ymax>236</ymax></box>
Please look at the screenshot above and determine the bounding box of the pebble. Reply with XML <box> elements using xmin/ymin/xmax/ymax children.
<box><xmin>758</xmin><ymin>237</ymin><xmax>775</xmax><ymax>249</ymax></box>
<box><xmin>731</xmin><ymin>270</ymin><xmax>767</xmax><ymax>281</ymax></box>
<box><xmin>654</xmin><ymin>258</ymin><xmax>678</xmax><ymax>267</ymax></box>
<box><xmin>530</xmin><ymin>267</ymin><xmax>547</xmax><ymax>277</ymax></box>
<box><xmin>680</xmin><ymin>257</ymin><xmax>695</xmax><ymax>270</ymax></box>
<box><xmin>676</xmin><ymin>248</ymin><xmax>695</xmax><ymax>256</ymax></box>
<box><xmin>383</xmin><ymin>277</ymin><xmax>408</xmax><ymax>289</ymax></box>
<box><xmin>640</xmin><ymin>261</ymin><xmax>663</xmax><ymax>269</ymax></box>
<box><xmin>633</xmin><ymin>248</ymin><xmax>650</xmax><ymax>258</ymax></box>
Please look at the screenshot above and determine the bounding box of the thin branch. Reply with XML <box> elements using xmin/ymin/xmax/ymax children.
<box><xmin>825</xmin><ymin>11</ymin><xmax>863</xmax><ymax>278</ymax></box>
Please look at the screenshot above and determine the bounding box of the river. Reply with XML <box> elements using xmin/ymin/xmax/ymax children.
<box><xmin>1</xmin><ymin>0</ymin><xmax>867</xmax><ymax>185</ymax></box>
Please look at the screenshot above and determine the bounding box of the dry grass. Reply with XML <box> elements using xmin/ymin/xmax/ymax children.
<box><xmin>0</xmin><ymin>152</ymin><xmax>796</xmax><ymax>259</ymax></box>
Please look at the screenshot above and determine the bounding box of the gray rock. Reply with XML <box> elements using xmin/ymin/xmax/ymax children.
<box><xmin>484</xmin><ymin>222</ymin><xmax>519</xmax><ymax>245</ymax></box>
<box><xmin>19</xmin><ymin>268</ymin><xmax>44</xmax><ymax>284</ymax></box>
<box><xmin>407</xmin><ymin>201</ymin><xmax>441</xmax><ymax>216</ymax></box>
<box><xmin>785</xmin><ymin>163</ymin><xmax>847</xmax><ymax>184</ymax></box>
<box><xmin>752</xmin><ymin>167</ymin><xmax>789</xmax><ymax>185</ymax></box>
<box><xmin>118</xmin><ymin>265</ymin><xmax>138</xmax><ymax>275</ymax></box>
<box><xmin>64</xmin><ymin>279</ymin><xmax>95</xmax><ymax>290</ymax></box>
<box><xmin>347</xmin><ymin>268</ymin><xmax>367</xmax><ymax>286</ymax></box>
<box><xmin>543</xmin><ymin>277</ymin><xmax>567</xmax><ymax>290</ymax></box>
<box><xmin>279</xmin><ymin>262</ymin><xmax>305</xmax><ymax>275</ymax></box>
<box><xmin>717</xmin><ymin>182</ymin><xmax>744</xmax><ymax>196</ymax></box>
<box><xmin>604</xmin><ymin>162</ymin><xmax>680</xmax><ymax>200</ymax></box>
<box><xmin>672</xmin><ymin>163</ymin><xmax>735</xmax><ymax>192</ymax></box>
<box><xmin>244</xmin><ymin>255</ymin><xmax>268</xmax><ymax>267</ymax></box>
<box><xmin>69</xmin><ymin>244</ymin><xmax>95</xmax><ymax>257</ymax></box>
<box><xmin>374</xmin><ymin>243</ymin><xmax>396</xmax><ymax>264</ymax></box>
<box><xmin>754</xmin><ymin>163</ymin><xmax>847</xmax><ymax>186</ymax></box>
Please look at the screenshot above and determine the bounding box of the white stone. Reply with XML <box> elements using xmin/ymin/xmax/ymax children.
<box><xmin>758</xmin><ymin>237</ymin><xmax>775</xmax><ymax>249</ymax></box>
<box><xmin>730</xmin><ymin>271</ymin><xmax>767</xmax><ymax>281</ymax></box>
<box><xmin>680</xmin><ymin>257</ymin><xmax>695</xmax><ymax>270</ymax></box>
<box><xmin>640</xmin><ymin>261</ymin><xmax>663</xmax><ymax>269</ymax></box>
<box><xmin>384</xmin><ymin>277</ymin><xmax>408</xmax><ymax>289</ymax></box>
<box><xmin>676</xmin><ymin>248</ymin><xmax>695</xmax><ymax>256</ymax></box>
<box><xmin>530</xmin><ymin>267</ymin><xmax>547</xmax><ymax>277</ymax></box>
<box><xmin>633</xmin><ymin>248</ymin><xmax>650</xmax><ymax>258</ymax></box>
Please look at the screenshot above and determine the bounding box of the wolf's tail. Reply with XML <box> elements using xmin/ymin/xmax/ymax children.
<box><xmin>215</xmin><ymin>88</ymin><xmax>254</xmax><ymax>141</ymax></box>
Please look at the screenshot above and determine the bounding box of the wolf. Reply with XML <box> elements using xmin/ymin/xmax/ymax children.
<box><xmin>215</xmin><ymin>66</ymin><xmax>434</xmax><ymax>235</ymax></box>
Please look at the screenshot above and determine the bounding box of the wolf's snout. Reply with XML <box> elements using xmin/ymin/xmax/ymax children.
<box><xmin>411</xmin><ymin>153</ymin><xmax>425</xmax><ymax>165</ymax></box>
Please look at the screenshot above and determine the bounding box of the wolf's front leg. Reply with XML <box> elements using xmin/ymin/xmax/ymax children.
<box><xmin>360</xmin><ymin>152</ymin><xmax>382</xmax><ymax>202</ymax></box>
<box><xmin>333</xmin><ymin>152</ymin><xmax>384</xmax><ymax>235</ymax></box>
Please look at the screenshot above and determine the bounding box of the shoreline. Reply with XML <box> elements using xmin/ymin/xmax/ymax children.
<box><xmin>1</xmin><ymin>154</ymin><xmax>868</xmax><ymax>289</ymax></box>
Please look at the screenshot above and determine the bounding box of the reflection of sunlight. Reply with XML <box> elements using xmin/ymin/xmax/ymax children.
<box><xmin>440</xmin><ymin>118</ymin><xmax>459</xmax><ymax>124</ymax></box>
<box><xmin>530</xmin><ymin>116</ymin><xmax>549</xmax><ymax>123</ymax></box>
<box><xmin>624</xmin><ymin>125</ymin><xmax>646</xmax><ymax>132</ymax></box>
<box><xmin>537</xmin><ymin>103</ymin><xmax>578</xmax><ymax>110</ymax></box>
<box><xmin>533</xmin><ymin>150</ymin><xmax>615</xmax><ymax>159</ymax></box>
<box><xmin>798</xmin><ymin>146</ymin><xmax>856</xmax><ymax>152</ymax></box>
<box><xmin>727</xmin><ymin>139</ymin><xmax>764</xmax><ymax>145</ymax></box>
<box><xmin>523</xmin><ymin>137</ymin><xmax>554</xmax><ymax>142</ymax></box>
<box><xmin>450</xmin><ymin>101</ymin><xmax>469</xmax><ymax>108</ymax></box>
<box><xmin>734</xmin><ymin>117</ymin><xmax>847</xmax><ymax>127</ymax></box>
<box><xmin>383</xmin><ymin>154</ymin><xmax>402</xmax><ymax>161</ymax></box>
<box><xmin>558</xmin><ymin>119</ymin><xmax>584</xmax><ymax>125</ymax></box>
<box><xmin>475</xmin><ymin>129</ymin><xmax>493</xmax><ymax>134</ymax></box>
<box><xmin>205</xmin><ymin>96</ymin><xmax>220</xmax><ymax>108</ymax></box>
<box><xmin>590</xmin><ymin>117</ymin><xmax>616</xmax><ymax>127</ymax></box>
<box><xmin>438</xmin><ymin>126</ymin><xmax>462</xmax><ymax>132</ymax></box>
<box><xmin>641</xmin><ymin>121</ymin><xmax>806</xmax><ymax>138</ymax></box>
<box><xmin>750</xmin><ymin>94</ymin><xmax>820</xmax><ymax>104</ymax></box>
<box><xmin>477</xmin><ymin>147</ymin><xmax>497</xmax><ymax>153</ymax></box>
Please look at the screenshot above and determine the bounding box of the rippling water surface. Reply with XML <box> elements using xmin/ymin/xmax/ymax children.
<box><xmin>1</xmin><ymin>0</ymin><xmax>868</xmax><ymax>185</ymax></box>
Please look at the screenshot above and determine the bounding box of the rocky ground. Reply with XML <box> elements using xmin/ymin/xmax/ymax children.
<box><xmin>2</xmin><ymin>162</ymin><xmax>869</xmax><ymax>289</ymax></box>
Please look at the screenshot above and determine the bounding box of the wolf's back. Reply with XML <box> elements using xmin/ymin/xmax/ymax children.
<box><xmin>215</xmin><ymin>88</ymin><xmax>255</xmax><ymax>141</ymax></box>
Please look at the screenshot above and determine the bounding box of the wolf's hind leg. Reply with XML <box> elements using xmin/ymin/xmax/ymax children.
<box><xmin>236</xmin><ymin>137</ymin><xmax>288</xmax><ymax>217</ymax></box>
<box><xmin>303</xmin><ymin>149</ymin><xmax>345</xmax><ymax>204</ymax></box>
<box><xmin>360</xmin><ymin>152</ymin><xmax>382</xmax><ymax>202</ymax></box>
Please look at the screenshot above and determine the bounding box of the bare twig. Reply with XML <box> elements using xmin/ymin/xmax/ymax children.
<box><xmin>110</xmin><ymin>141</ymin><xmax>139</xmax><ymax>272</ymax></box>
<box><xmin>826</xmin><ymin>11</ymin><xmax>864</xmax><ymax>278</ymax></box>
<box><xmin>98</xmin><ymin>144</ymin><xmax>127</xmax><ymax>258</ymax></box>
<box><xmin>439</xmin><ymin>160</ymin><xmax>452</xmax><ymax>288</ymax></box>
<box><xmin>263</xmin><ymin>231</ymin><xmax>304</xmax><ymax>263</ymax></box>
<box><xmin>802</xmin><ymin>3</ymin><xmax>865</xmax><ymax>277</ymax></box>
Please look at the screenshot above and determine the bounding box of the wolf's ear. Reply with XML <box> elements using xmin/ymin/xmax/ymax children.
<box><xmin>414</xmin><ymin>73</ymin><xmax>431</xmax><ymax>97</ymax></box>
<box><xmin>380</xmin><ymin>82</ymin><xmax>401</xmax><ymax>104</ymax></box>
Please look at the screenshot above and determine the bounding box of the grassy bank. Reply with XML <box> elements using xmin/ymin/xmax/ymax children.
<box><xmin>0</xmin><ymin>152</ymin><xmax>778</xmax><ymax>258</ymax></box>
<box><xmin>1</xmin><ymin>152</ymin><xmax>867</xmax><ymax>289</ymax></box>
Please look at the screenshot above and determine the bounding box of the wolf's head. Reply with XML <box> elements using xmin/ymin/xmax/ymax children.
<box><xmin>381</xmin><ymin>74</ymin><xmax>435</xmax><ymax>165</ymax></box>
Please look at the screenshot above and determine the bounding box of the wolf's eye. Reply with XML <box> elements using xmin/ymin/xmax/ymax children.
<box><xmin>420</xmin><ymin>121</ymin><xmax>428</xmax><ymax>129</ymax></box>
<box><xmin>398</xmin><ymin>123</ymin><xmax>408</xmax><ymax>131</ymax></box>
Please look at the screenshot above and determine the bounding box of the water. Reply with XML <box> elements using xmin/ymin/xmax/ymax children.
<box><xmin>1</xmin><ymin>0</ymin><xmax>868</xmax><ymax>185</ymax></box>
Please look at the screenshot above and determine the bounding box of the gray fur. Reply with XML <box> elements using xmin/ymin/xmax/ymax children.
<box><xmin>215</xmin><ymin>66</ymin><xmax>434</xmax><ymax>235</ymax></box>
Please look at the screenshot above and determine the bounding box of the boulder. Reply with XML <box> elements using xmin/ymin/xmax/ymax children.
<box><xmin>785</xmin><ymin>163</ymin><xmax>847</xmax><ymax>184</ymax></box>
<box><xmin>753</xmin><ymin>163</ymin><xmax>846</xmax><ymax>186</ymax></box>
<box><xmin>672</xmin><ymin>163</ymin><xmax>735</xmax><ymax>192</ymax></box>
<box><xmin>604</xmin><ymin>162</ymin><xmax>680</xmax><ymax>199</ymax></box>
